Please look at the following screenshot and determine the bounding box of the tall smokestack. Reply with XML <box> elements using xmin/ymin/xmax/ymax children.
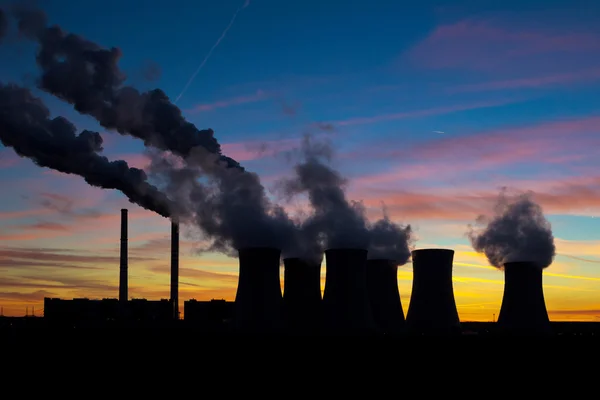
<box><xmin>497</xmin><ymin>262</ymin><xmax>552</xmax><ymax>335</ymax></box>
<box><xmin>322</xmin><ymin>248</ymin><xmax>377</xmax><ymax>335</ymax></box>
<box><xmin>282</xmin><ymin>257</ymin><xmax>323</xmax><ymax>334</ymax></box>
<box><xmin>119</xmin><ymin>209</ymin><xmax>128</xmax><ymax>303</ymax></box>
<box><xmin>366</xmin><ymin>259</ymin><xmax>405</xmax><ymax>335</ymax></box>
<box><xmin>406</xmin><ymin>249</ymin><xmax>461</xmax><ymax>335</ymax></box>
<box><xmin>170</xmin><ymin>221</ymin><xmax>179</xmax><ymax>320</ymax></box>
<box><xmin>233</xmin><ymin>247</ymin><xmax>283</xmax><ymax>333</ymax></box>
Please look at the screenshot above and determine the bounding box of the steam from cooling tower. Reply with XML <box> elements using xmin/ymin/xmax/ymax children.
<box><xmin>0</xmin><ymin>83</ymin><xmax>173</xmax><ymax>217</ymax></box>
<box><xmin>8</xmin><ymin>6</ymin><xmax>240</xmax><ymax>170</ymax></box>
<box><xmin>368</xmin><ymin>208</ymin><xmax>414</xmax><ymax>265</ymax></box>
<box><xmin>278</xmin><ymin>135</ymin><xmax>370</xmax><ymax>251</ymax></box>
<box><xmin>467</xmin><ymin>189</ymin><xmax>555</xmax><ymax>269</ymax></box>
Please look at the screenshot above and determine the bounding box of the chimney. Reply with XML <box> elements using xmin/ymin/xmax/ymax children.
<box><xmin>406</xmin><ymin>249</ymin><xmax>461</xmax><ymax>335</ymax></box>
<box><xmin>119</xmin><ymin>209</ymin><xmax>128</xmax><ymax>303</ymax></box>
<box><xmin>170</xmin><ymin>220</ymin><xmax>179</xmax><ymax>320</ymax></box>
<box><xmin>322</xmin><ymin>248</ymin><xmax>377</xmax><ymax>335</ymax></box>
<box><xmin>282</xmin><ymin>257</ymin><xmax>323</xmax><ymax>334</ymax></box>
<box><xmin>233</xmin><ymin>247</ymin><xmax>283</xmax><ymax>333</ymax></box>
<box><xmin>366</xmin><ymin>259</ymin><xmax>405</xmax><ymax>335</ymax></box>
<box><xmin>497</xmin><ymin>262</ymin><xmax>552</xmax><ymax>335</ymax></box>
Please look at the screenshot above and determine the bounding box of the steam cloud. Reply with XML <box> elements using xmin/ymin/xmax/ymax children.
<box><xmin>467</xmin><ymin>189</ymin><xmax>556</xmax><ymax>269</ymax></box>
<box><xmin>368</xmin><ymin>209</ymin><xmax>414</xmax><ymax>265</ymax></box>
<box><xmin>0</xmin><ymin>83</ymin><xmax>173</xmax><ymax>217</ymax></box>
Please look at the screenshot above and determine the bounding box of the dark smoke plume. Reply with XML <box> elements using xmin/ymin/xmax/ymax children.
<box><xmin>8</xmin><ymin>6</ymin><xmax>240</xmax><ymax>170</ymax></box>
<box><xmin>368</xmin><ymin>207</ymin><xmax>414</xmax><ymax>265</ymax></box>
<box><xmin>0</xmin><ymin>8</ymin><xmax>7</xmax><ymax>42</ymax></box>
<box><xmin>278</xmin><ymin>136</ymin><xmax>371</xmax><ymax>251</ymax></box>
<box><xmin>0</xmin><ymin>82</ymin><xmax>173</xmax><ymax>217</ymax></box>
<box><xmin>467</xmin><ymin>189</ymin><xmax>555</xmax><ymax>269</ymax></box>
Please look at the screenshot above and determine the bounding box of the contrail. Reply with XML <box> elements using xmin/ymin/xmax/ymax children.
<box><xmin>174</xmin><ymin>0</ymin><xmax>251</xmax><ymax>104</ymax></box>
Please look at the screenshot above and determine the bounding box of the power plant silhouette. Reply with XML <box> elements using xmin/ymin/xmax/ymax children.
<box><xmin>38</xmin><ymin>208</ymin><xmax>556</xmax><ymax>335</ymax></box>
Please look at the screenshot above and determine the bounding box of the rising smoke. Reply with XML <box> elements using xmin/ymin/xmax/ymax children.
<box><xmin>467</xmin><ymin>189</ymin><xmax>556</xmax><ymax>269</ymax></box>
<box><xmin>0</xmin><ymin>83</ymin><xmax>173</xmax><ymax>217</ymax></box>
<box><xmin>368</xmin><ymin>207</ymin><xmax>414</xmax><ymax>265</ymax></box>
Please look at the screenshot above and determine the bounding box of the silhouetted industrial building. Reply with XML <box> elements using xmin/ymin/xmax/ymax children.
<box><xmin>406</xmin><ymin>249</ymin><xmax>461</xmax><ymax>335</ymax></box>
<box><xmin>322</xmin><ymin>248</ymin><xmax>378</xmax><ymax>334</ymax></box>
<box><xmin>44</xmin><ymin>297</ymin><xmax>173</xmax><ymax>326</ymax></box>
<box><xmin>184</xmin><ymin>299</ymin><xmax>233</xmax><ymax>327</ymax></box>
<box><xmin>233</xmin><ymin>247</ymin><xmax>283</xmax><ymax>333</ymax></box>
<box><xmin>366</xmin><ymin>259</ymin><xmax>405</xmax><ymax>334</ymax></box>
<box><xmin>283</xmin><ymin>257</ymin><xmax>322</xmax><ymax>334</ymax></box>
<box><xmin>497</xmin><ymin>261</ymin><xmax>552</xmax><ymax>335</ymax></box>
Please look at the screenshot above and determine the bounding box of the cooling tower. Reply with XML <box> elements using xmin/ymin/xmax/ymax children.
<box><xmin>170</xmin><ymin>221</ymin><xmax>179</xmax><ymax>320</ymax></box>
<box><xmin>322</xmin><ymin>248</ymin><xmax>378</xmax><ymax>335</ymax></box>
<box><xmin>282</xmin><ymin>257</ymin><xmax>323</xmax><ymax>334</ymax></box>
<box><xmin>497</xmin><ymin>262</ymin><xmax>552</xmax><ymax>335</ymax></box>
<box><xmin>406</xmin><ymin>249</ymin><xmax>461</xmax><ymax>335</ymax></box>
<box><xmin>233</xmin><ymin>247</ymin><xmax>283</xmax><ymax>334</ymax></box>
<box><xmin>119</xmin><ymin>209</ymin><xmax>128</xmax><ymax>303</ymax></box>
<box><xmin>366</xmin><ymin>259</ymin><xmax>405</xmax><ymax>334</ymax></box>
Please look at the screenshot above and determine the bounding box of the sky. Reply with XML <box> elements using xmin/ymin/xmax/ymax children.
<box><xmin>1</xmin><ymin>0</ymin><xmax>600</xmax><ymax>321</ymax></box>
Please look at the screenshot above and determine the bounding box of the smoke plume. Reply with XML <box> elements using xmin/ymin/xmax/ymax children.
<box><xmin>467</xmin><ymin>189</ymin><xmax>556</xmax><ymax>269</ymax></box>
<box><xmin>278</xmin><ymin>136</ymin><xmax>371</xmax><ymax>252</ymax></box>
<box><xmin>367</xmin><ymin>207</ymin><xmax>414</xmax><ymax>265</ymax></box>
<box><xmin>0</xmin><ymin>8</ymin><xmax>7</xmax><ymax>42</ymax></box>
<box><xmin>8</xmin><ymin>6</ymin><xmax>240</xmax><ymax>170</ymax></box>
<box><xmin>0</xmin><ymin>82</ymin><xmax>173</xmax><ymax>217</ymax></box>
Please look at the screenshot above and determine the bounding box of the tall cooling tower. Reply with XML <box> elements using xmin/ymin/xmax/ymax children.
<box><xmin>322</xmin><ymin>248</ymin><xmax>378</xmax><ymax>335</ymax></box>
<box><xmin>406</xmin><ymin>249</ymin><xmax>461</xmax><ymax>335</ymax></box>
<box><xmin>366</xmin><ymin>259</ymin><xmax>405</xmax><ymax>334</ymax></box>
<box><xmin>282</xmin><ymin>257</ymin><xmax>323</xmax><ymax>334</ymax></box>
<box><xmin>233</xmin><ymin>247</ymin><xmax>283</xmax><ymax>334</ymax></box>
<box><xmin>170</xmin><ymin>221</ymin><xmax>179</xmax><ymax>320</ymax></box>
<box><xmin>119</xmin><ymin>209</ymin><xmax>128</xmax><ymax>303</ymax></box>
<box><xmin>497</xmin><ymin>261</ymin><xmax>552</xmax><ymax>335</ymax></box>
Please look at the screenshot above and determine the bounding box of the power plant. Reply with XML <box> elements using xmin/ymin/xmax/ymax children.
<box><xmin>35</xmin><ymin>209</ymin><xmax>564</xmax><ymax>335</ymax></box>
<box><xmin>406</xmin><ymin>249</ymin><xmax>461</xmax><ymax>335</ymax></box>
<box><xmin>282</xmin><ymin>257</ymin><xmax>323</xmax><ymax>334</ymax></box>
<box><xmin>497</xmin><ymin>261</ymin><xmax>552</xmax><ymax>335</ymax></box>
<box><xmin>366</xmin><ymin>259</ymin><xmax>405</xmax><ymax>335</ymax></box>
<box><xmin>233</xmin><ymin>247</ymin><xmax>283</xmax><ymax>333</ymax></box>
<box><xmin>322</xmin><ymin>248</ymin><xmax>378</xmax><ymax>335</ymax></box>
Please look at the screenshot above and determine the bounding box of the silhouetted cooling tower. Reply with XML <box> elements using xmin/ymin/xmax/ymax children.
<box><xmin>119</xmin><ymin>209</ymin><xmax>128</xmax><ymax>303</ymax></box>
<box><xmin>497</xmin><ymin>262</ymin><xmax>552</xmax><ymax>335</ymax></box>
<box><xmin>322</xmin><ymin>248</ymin><xmax>378</xmax><ymax>335</ymax></box>
<box><xmin>283</xmin><ymin>257</ymin><xmax>323</xmax><ymax>334</ymax></box>
<box><xmin>406</xmin><ymin>249</ymin><xmax>461</xmax><ymax>335</ymax></box>
<box><xmin>366</xmin><ymin>259</ymin><xmax>405</xmax><ymax>334</ymax></box>
<box><xmin>170</xmin><ymin>221</ymin><xmax>179</xmax><ymax>320</ymax></box>
<box><xmin>233</xmin><ymin>247</ymin><xmax>283</xmax><ymax>333</ymax></box>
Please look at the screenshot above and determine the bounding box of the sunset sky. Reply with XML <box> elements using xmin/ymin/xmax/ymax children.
<box><xmin>1</xmin><ymin>0</ymin><xmax>600</xmax><ymax>321</ymax></box>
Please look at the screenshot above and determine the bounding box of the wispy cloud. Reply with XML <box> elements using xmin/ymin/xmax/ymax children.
<box><xmin>186</xmin><ymin>90</ymin><xmax>269</xmax><ymax>113</ymax></box>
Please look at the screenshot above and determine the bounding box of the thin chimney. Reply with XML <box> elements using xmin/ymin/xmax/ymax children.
<box><xmin>170</xmin><ymin>220</ymin><xmax>180</xmax><ymax>319</ymax></box>
<box><xmin>119</xmin><ymin>209</ymin><xmax>128</xmax><ymax>302</ymax></box>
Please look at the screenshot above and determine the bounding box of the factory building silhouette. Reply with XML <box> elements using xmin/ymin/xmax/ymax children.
<box><xmin>42</xmin><ymin>208</ymin><xmax>557</xmax><ymax>335</ymax></box>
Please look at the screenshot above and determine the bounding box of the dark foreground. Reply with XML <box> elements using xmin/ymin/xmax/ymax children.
<box><xmin>1</xmin><ymin>317</ymin><xmax>599</xmax><ymax>336</ymax></box>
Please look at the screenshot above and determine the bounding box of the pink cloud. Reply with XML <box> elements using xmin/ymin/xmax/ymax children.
<box><xmin>186</xmin><ymin>90</ymin><xmax>269</xmax><ymax>113</ymax></box>
<box><xmin>407</xmin><ymin>18</ymin><xmax>600</xmax><ymax>72</ymax></box>
<box><xmin>330</xmin><ymin>98</ymin><xmax>520</xmax><ymax>127</ymax></box>
<box><xmin>449</xmin><ymin>68</ymin><xmax>600</xmax><ymax>93</ymax></box>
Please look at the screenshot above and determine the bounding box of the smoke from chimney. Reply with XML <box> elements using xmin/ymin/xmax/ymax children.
<box><xmin>234</xmin><ymin>247</ymin><xmax>283</xmax><ymax>333</ymax></box>
<box><xmin>0</xmin><ymin>83</ymin><xmax>174</xmax><ymax>217</ymax></box>
<box><xmin>283</xmin><ymin>257</ymin><xmax>323</xmax><ymax>334</ymax></box>
<box><xmin>322</xmin><ymin>248</ymin><xmax>377</xmax><ymax>334</ymax></box>
<box><xmin>366</xmin><ymin>259</ymin><xmax>405</xmax><ymax>334</ymax></box>
<box><xmin>467</xmin><ymin>189</ymin><xmax>556</xmax><ymax>269</ymax></box>
<box><xmin>119</xmin><ymin>209</ymin><xmax>128</xmax><ymax>302</ymax></box>
<box><xmin>170</xmin><ymin>220</ymin><xmax>179</xmax><ymax>319</ymax></box>
<box><xmin>406</xmin><ymin>249</ymin><xmax>461</xmax><ymax>335</ymax></box>
<box><xmin>367</xmin><ymin>208</ymin><xmax>414</xmax><ymax>265</ymax></box>
<box><xmin>497</xmin><ymin>261</ymin><xmax>552</xmax><ymax>335</ymax></box>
